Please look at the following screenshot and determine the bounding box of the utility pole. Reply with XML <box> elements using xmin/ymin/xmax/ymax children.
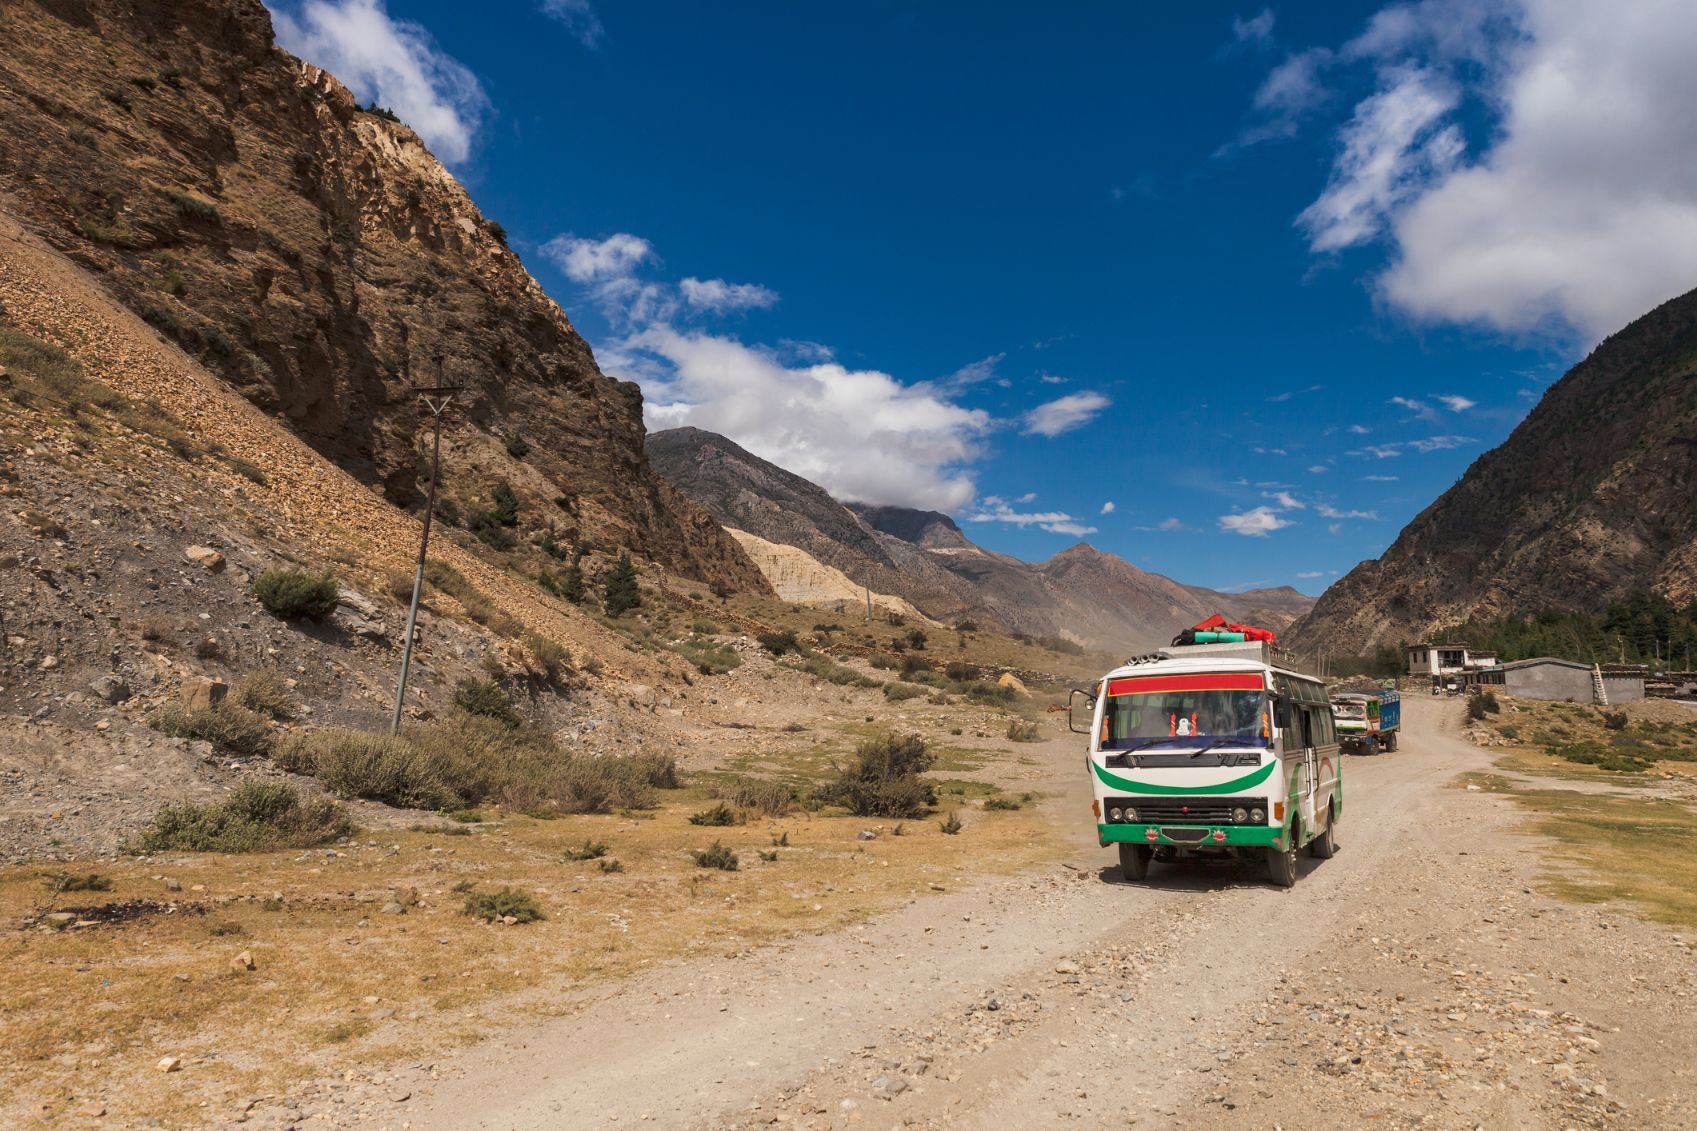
<box><xmin>390</xmin><ymin>362</ymin><xmax>462</xmax><ymax>735</ymax></box>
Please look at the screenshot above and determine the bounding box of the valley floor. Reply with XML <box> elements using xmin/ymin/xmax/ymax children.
<box><xmin>313</xmin><ymin>697</ymin><xmax>1697</xmax><ymax>1130</ymax></box>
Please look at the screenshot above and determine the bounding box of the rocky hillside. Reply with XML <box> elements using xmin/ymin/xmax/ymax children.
<box><xmin>1292</xmin><ymin>283</ymin><xmax>1697</xmax><ymax>655</ymax></box>
<box><xmin>0</xmin><ymin>0</ymin><xmax>766</xmax><ymax>594</ymax></box>
<box><xmin>647</xmin><ymin>426</ymin><xmax>1313</xmax><ymax>651</ymax></box>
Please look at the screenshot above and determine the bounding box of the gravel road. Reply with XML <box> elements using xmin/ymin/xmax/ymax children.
<box><xmin>346</xmin><ymin>697</ymin><xmax>1695</xmax><ymax>1130</ymax></box>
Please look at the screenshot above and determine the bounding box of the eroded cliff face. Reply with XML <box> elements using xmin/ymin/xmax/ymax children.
<box><xmin>0</xmin><ymin>0</ymin><xmax>769</xmax><ymax>592</ymax></box>
<box><xmin>1292</xmin><ymin>285</ymin><xmax>1697</xmax><ymax>656</ymax></box>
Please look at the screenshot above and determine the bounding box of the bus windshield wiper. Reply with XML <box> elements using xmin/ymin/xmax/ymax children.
<box><xmin>1188</xmin><ymin>740</ymin><xmax>1227</xmax><ymax>759</ymax></box>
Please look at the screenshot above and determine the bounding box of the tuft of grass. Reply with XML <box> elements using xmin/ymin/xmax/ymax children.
<box><xmin>45</xmin><ymin>873</ymin><xmax>112</xmax><ymax>893</ymax></box>
<box><xmin>691</xmin><ymin>840</ymin><xmax>739</xmax><ymax>871</ymax></box>
<box><xmin>939</xmin><ymin>811</ymin><xmax>963</xmax><ymax>835</ymax></box>
<box><xmin>883</xmin><ymin>682</ymin><xmax>924</xmax><ymax>702</ymax></box>
<box><xmin>758</xmin><ymin>850</ymin><xmax>778</xmax><ymax>863</ymax></box>
<box><xmin>597</xmin><ymin>858</ymin><xmax>624</xmax><ymax>874</ymax></box>
<box><xmin>984</xmin><ymin>796</ymin><xmax>1022</xmax><ymax>811</ymax></box>
<box><xmin>689</xmin><ymin>802</ymin><xmax>744</xmax><ymax>827</ymax></box>
<box><xmin>453</xmin><ymin>677</ymin><xmax>520</xmax><ymax>728</ymax></box>
<box><xmin>1005</xmin><ymin>719</ymin><xmax>1041</xmax><ymax>743</ymax></box>
<box><xmin>463</xmin><ymin>887</ymin><xmax>544</xmax><ymax>924</ymax></box>
<box><xmin>563</xmin><ymin>838</ymin><xmax>608</xmax><ymax>861</ymax></box>
<box><xmin>233</xmin><ymin>671</ymin><xmax>293</xmax><ymax>720</ymax></box>
<box><xmin>129</xmin><ymin>780</ymin><xmax>352</xmax><ymax>853</ymax></box>
<box><xmin>707</xmin><ymin>776</ymin><xmax>793</xmax><ymax>817</ymax></box>
<box><xmin>757</xmin><ymin>630</ymin><xmax>800</xmax><ymax>656</ymax></box>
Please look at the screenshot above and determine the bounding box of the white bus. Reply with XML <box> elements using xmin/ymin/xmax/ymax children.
<box><xmin>1072</xmin><ymin>639</ymin><xmax>1341</xmax><ymax>887</ymax></box>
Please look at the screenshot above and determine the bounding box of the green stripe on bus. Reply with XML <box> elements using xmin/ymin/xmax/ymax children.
<box><xmin>1092</xmin><ymin>759</ymin><xmax>1277</xmax><ymax>796</ymax></box>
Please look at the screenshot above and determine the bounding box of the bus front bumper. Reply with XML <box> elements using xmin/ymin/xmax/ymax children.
<box><xmin>1098</xmin><ymin>823</ymin><xmax>1286</xmax><ymax>850</ymax></box>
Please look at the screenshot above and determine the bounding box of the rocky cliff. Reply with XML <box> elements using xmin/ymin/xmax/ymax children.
<box><xmin>1291</xmin><ymin>284</ymin><xmax>1697</xmax><ymax>655</ymax></box>
<box><xmin>0</xmin><ymin>0</ymin><xmax>767</xmax><ymax>593</ymax></box>
<box><xmin>647</xmin><ymin>426</ymin><xmax>1314</xmax><ymax>650</ymax></box>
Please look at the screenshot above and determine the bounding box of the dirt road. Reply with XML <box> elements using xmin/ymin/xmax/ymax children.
<box><xmin>356</xmin><ymin>698</ymin><xmax>1695</xmax><ymax>1130</ymax></box>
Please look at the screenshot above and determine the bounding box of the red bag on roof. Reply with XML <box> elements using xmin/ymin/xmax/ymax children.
<box><xmin>1193</xmin><ymin>614</ymin><xmax>1229</xmax><ymax>631</ymax></box>
<box><xmin>1189</xmin><ymin>615</ymin><xmax>1277</xmax><ymax>644</ymax></box>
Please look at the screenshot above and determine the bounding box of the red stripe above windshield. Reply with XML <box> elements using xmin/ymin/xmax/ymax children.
<box><xmin>1108</xmin><ymin>673</ymin><xmax>1265</xmax><ymax>696</ymax></box>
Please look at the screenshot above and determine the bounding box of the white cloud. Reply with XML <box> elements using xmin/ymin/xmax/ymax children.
<box><xmin>1263</xmin><ymin>490</ymin><xmax>1305</xmax><ymax>510</ymax></box>
<box><xmin>1348</xmin><ymin>423</ymin><xmax>1371</xmax><ymax>434</ymax></box>
<box><xmin>544</xmin><ymin>232</ymin><xmax>654</xmax><ymax>283</ymax></box>
<box><xmin>1362</xmin><ymin>473</ymin><xmax>1400</xmax><ymax>481</ymax></box>
<box><xmin>1308</xmin><ymin>464</ymin><xmax>1329</xmax><ymax>473</ymax></box>
<box><xmin>624</xmin><ymin>326</ymin><xmax>988</xmax><ymax>511</ymax></box>
<box><xmin>539</xmin><ymin>0</ymin><xmax>604</xmax><ymax>49</ymax></box>
<box><xmin>1023</xmin><ymin>392</ymin><xmax>1111</xmax><ymax>438</ymax></box>
<box><xmin>1038</xmin><ymin>372</ymin><xmax>1068</xmax><ymax>385</ymax></box>
<box><xmin>1297</xmin><ymin>570</ymin><xmax>1327</xmax><ymax>579</ymax></box>
<box><xmin>1231</xmin><ymin>9</ymin><xmax>1277</xmax><ymax>50</ymax></box>
<box><xmin>967</xmin><ymin>497</ymin><xmax>1096</xmax><ymax>537</ymax></box>
<box><xmin>1016</xmin><ymin>492</ymin><xmax>1037</xmax><ymax>503</ymax></box>
<box><xmin>1328</xmin><ymin>522</ymin><xmax>1344</xmax><ymax>535</ymax></box>
<box><xmin>1157</xmin><ymin>517</ymin><xmax>1185</xmax><ymax>531</ymax></box>
<box><xmin>1223</xmin><ymin>48</ymin><xmax>1335</xmax><ymax>152</ymax></box>
<box><xmin>1406</xmin><ymin>433</ymin><xmax>1473</xmax><ymax>452</ymax></box>
<box><xmin>1388</xmin><ymin>394</ymin><xmax>1439</xmax><ymax>421</ymax></box>
<box><xmin>272</xmin><ymin>0</ymin><xmax>489</xmax><ymax>165</ymax></box>
<box><xmin>1219</xmin><ymin>506</ymin><xmax>1293</xmax><ymax>537</ymax></box>
<box><xmin>1266</xmin><ymin>383</ymin><xmax>1323</xmax><ymax>403</ymax></box>
<box><xmin>1317</xmin><ymin>503</ymin><xmax>1380</xmax><ymax>520</ymax></box>
<box><xmin>1358</xmin><ymin>444</ymin><xmax>1403</xmax><ymax>458</ymax></box>
<box><xmin>1100</xmin><ymin>500</ymin><xmax>1116</xmax><ymax>515</ymax></box>
<box><xmin>943</xmin><ymin>353</ymin><xmax>1007</xmax><ymax>388</ymax></box>
<box><xmin>1289</xmin><ymin>0</ymin><xmax>1697</xmax><ymax>339</ymax></box>
<box><xmin>680</xmin><ymin>277</ymin><xmax>779</xmax><ymax>313</ymax></box>
<box><xmin>1435</xmin><ymin>393</ymin><xmax>1476</xmax><ymax>412</ymax></box>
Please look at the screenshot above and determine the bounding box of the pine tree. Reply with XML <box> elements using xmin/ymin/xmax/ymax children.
<box><xmin>559</xmin><ymin>560</ymin><xmax>586</xmax><ymax>605</ymax></box>
<box><xmin>491</xmin><ymin>479</ymin><xmax>519</xmax><ymax>526</ymax></box>
<box><xmin>603</xmin><ymin>552</ymin><xmax>640</xmax><ymax>617</ymax></box>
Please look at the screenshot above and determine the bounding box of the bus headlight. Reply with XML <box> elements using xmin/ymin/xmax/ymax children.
<box><xmin>1109</xmin><ymin>807</ymin><xmax>1123</xmax><ymax>822</ymax></box>
<box><xmin>1123</xmin><ymin>807</ymin><xmax>1137</xmax><ymax>823</ymax></box>
<box><xmin>1250</xmin><ymin>807</ymin><xmax>1265</xmax><ymax>823</ymax></box>
<box><xmin>1232</xmin><ymin>807</ymin><xmax>1248</xmax><ymax>823</ymax></box>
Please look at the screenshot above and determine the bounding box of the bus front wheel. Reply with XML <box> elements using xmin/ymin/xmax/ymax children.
<box><xmin>1309</xmin><ymin>806</ymin><xmax>1336</xmax><ymax>859</ymax></box>
<box><xmin>1268</xmin><ymin>836</ymin><xmax>1299</xmax><ymax>888</ymax></box>
<box><xmin>1118</xmin><ymin>843</ymin><xmax>1152</xmax><ymax>882</ymax></box>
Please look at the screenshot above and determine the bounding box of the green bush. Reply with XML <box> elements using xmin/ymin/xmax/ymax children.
<box><xmin>1497</xmin><ymin>723</ymin><xmax>1520</xmax><ymax>740</ymax></box>
<box><xmin>820</xmin><ymin>732</ymin><xmax>936</xmax><ymax>818</ymax></box>
<box><xmin>604</xmin><ymin>552</ymin><xmax>641</xmax><ymax>617</ymax></box>
<box><xmin>253</xmin><ymin>567</ymin><xmax>339</xmax><ymax>620</ymax></box>
<box><xmin>1601</xmin><ymin>710</ymin><xmax>1629</xmax><ymax>731</ymax></box>
<box><xmin>883</xmin><ymin>682</ymin><xmax>924</xmax><ymax>702</ymax></box>
<box><xmin>758</xmin><ymin>630</ymin><xmax>799</xmax><ymax>656</ymax></box>
<box><xmin>453</xmin><ymin>677</ymin><xmax>520</xmax><ymax>728</ymax></box>
<box><xmin>130</xmin><ymin>781</ymin><xmax>351</xmax><ymax>853</ymax></box>
<box><xmin>692</xmin><ymin>840</ymin><xmax>739</xmax><ymax>871</ymax></box>
<box><xmin>939</xmin><ymin>810</ymin><xmax>962</xmax><ymax>835</ymax></box>
<box><xmin>463</xmin><ymin>886</ymin><xmax>544</xmax><ymax>923</ymax></box>
<box><xmin>523</xmin><ymin>634</ymin><xmax>572</xmax><ymax>684</ymax></box>
<box><xmin>152</xmin><ymin>703</ymin><xmax>273</xmax><ymax>757</ymax></box>
<box><xmin>504</xmin><ymin>436</ymin><xmax>531</xmax><ymax>459</ymax></box>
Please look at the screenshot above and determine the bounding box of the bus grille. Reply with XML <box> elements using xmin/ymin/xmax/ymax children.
<box><xmin>1104</xmin><ymin>797</ymin><xmax>1244</xmax><ymax>824</ymax></box>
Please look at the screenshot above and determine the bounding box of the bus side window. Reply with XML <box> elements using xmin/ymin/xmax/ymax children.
<box><xmin>1299</xmin><ymin>706</ymin><xmax>1316</xmax><ymax>749</ymax></box>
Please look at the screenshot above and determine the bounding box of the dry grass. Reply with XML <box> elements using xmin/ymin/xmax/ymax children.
<box><xmin>1462</xmin><ymin>772</ymin><xmax>1697</xmax><ymax>929</ymax></box>
<box><xmin>0</xmin><ymin>778</ymin><xmax>1056</xmax><ymax>1127</ymax></box>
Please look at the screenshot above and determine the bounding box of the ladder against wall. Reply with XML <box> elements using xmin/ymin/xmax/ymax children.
<box><xmin>1592</xmin><ymin>664</ymin><xmax>1609</xmax><ymax>707</ymax></box>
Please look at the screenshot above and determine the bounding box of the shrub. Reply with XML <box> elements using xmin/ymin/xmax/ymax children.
<box><xmin>883</xmin><ymin>682</ymin><xmax>924</xmax><ymax>702</ymax></box>
<box><xmin>253</xmin><ymin>567</ymin><xmax>339</xmax><ymax>620</ymax></box>
<box><xmin>463</xmin><ymin>886</ymin><xmax>543</xmax><ymax>923</ymax></box>
<box><xmin>286</xmin><ymin>729</ymin><xmax>461</xmax><ymax>810</ymax></box>
<box><xmin>758</xmin><ymin>849</ymin><xmax>778</xmax><ymax>862</ymax></box>
<box><xmin>1005</xmin><ymin>719</ymin><xmax>1041</xmax><ymax>743</ymax></box>
<box><xmin>905</xmin><ymin>628</ymin><xmax>928</xmax><ymax>651</ymax></box>
<box><xmin>758</xmin><ymin>630</ymin><xmax>800</xmax><ymax>657</ymax></box>
<box><xmin>820</xmin><ymin>732</ymin><xmax>936</xmax><ymax>818</ymax></box>
<box><xmin>504</xmin><ymin>436</ymin><xmax>531</xmax><ymax>459</ymax></box>
<box><xmin>689</xmin><ymin>802</ymin><xmax>743</xmax><ymax>827</ymax></box>
<box><xmin>868</xmin><ymin>653</ymin><xmax>898</xmax><ymax>671</ymax></box>
<box><xmin>898</xmin><ymin>653</ymin><xmax>928</xmax><ymax>677</ymax></box>
<box><xmin>939</xmin><ymin>811</ymin><xmax>963</xmax><ymax>835</ymax></box>
<box><xmin>453</xmin><ymin>677</ymin><xmax>520</xmax><ymax>728</ymax></box>
<box><xmin>672</xmin><ymin>635</ymin><xmax>741</xmax><ymax>675</ymax></box>
<box><xmin>233</xmin><ymin>671</ymin><xmax>293</xmax><ymax>720</ymax></box>
<box><xmin>563</xmin><ymin>839</ymin><xmax>608</xmax><ymax>861</ymax></box>
<box><xmin>130</xmin><ymin>781</ymin><xmax>351</xmax><ymax>853</ymax></box>
<box><xmin>524</xmin><ymin>634</ymin><xmax>572</xmax><ymax>684</ymax></box>
<box><xmin>1601</xmin><ymin>710</ymin><xmax>1629</xmax><ymax>731</ymax></box>
<box><xmin>598</xmin><ymin>858</ymin><xmax>624</xmax><ymax>874</ymax></box>
<box><xmin>692</xmin><ymin>840</ymin><xmax>738</xmax><ymax>870</ymax></box>
<box><xmin>707</xmin><ymin>775</ymin><xmax>793</xmax><ymax>816</ymax></box>
<box><xmin>165</xmin><ymin>190</ymin><xmax>221</xmax><ymax>223</ymax></box>
<box><xmin>945</xmin><ymin>661</ymin><xmax>976</xmax><ymax>681</ymax></box>
<box><xmin>984</xmin><ymin>796</ymin><xmax>1022</xmax><ymax>811</ymax></box>
<box><xmin>153</xmin><ymin>703</ymin><xmax>272</xmax><ymax>757</ymax></box>
<box><xmin>604</xmin><ymin>552</ymin><xmax>641</xmax><ymax>617</ymax></box>
<box><xmin>1497</xmin><ymin>723</ymin><xmax>1521</xmax><ymax>740</ymax></box>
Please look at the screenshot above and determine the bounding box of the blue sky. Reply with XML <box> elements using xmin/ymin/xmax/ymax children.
<box><xmin>269</xmin><ymin>0</ymin><xmax>1697</xmax><ymax>594</ymax></box>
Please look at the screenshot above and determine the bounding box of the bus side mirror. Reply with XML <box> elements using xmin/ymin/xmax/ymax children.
<box><xmin>1066</xmin><ymin>687</ymin><xmax>1097</xmax><ymax>735</ymax></box>
<box><xmin>1273</xmin><ymin>698</ymin><xmax>1291</xmax><ymax>729</ymax></box>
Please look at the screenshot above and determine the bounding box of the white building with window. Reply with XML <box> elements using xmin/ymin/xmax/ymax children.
<box><xmin>1405</xmin><ymin>642</ymin><xmax>1500</xmax><ymax>678</ymax></box>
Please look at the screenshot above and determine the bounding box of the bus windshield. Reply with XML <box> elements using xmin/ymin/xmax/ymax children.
<box><xmin>1101</xmin><ymin>672</ymin><xmax>1268</xmax><ymax>749</ymax></box>
<box><xmin>1332</xmin><ymin>700</ymin><xmax>1367</xmax><ymax>721</ymax></box>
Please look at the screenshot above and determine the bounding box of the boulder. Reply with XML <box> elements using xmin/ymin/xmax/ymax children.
<box><xmin>89</xmin><ymin>674</ymin><xmax>131</xmax><ymax>704</ymax></box>
<box><xmin>996</xmin><ymin>672</ymin><xmax>1030</xmax><ymax>696</ymax></box>
<box><xmin>229</xmin><ymin>950</ymin><xmax>255</xmax><ymax>972</ymax></box>
<box><xmin>181</xmin><ymin>678</ymin><xmax>227</xmax><ymax>710</ymax></box>
<box><xmin>183</xmin><ymin>545</ymin><xmax>226</xmax><ymax>572</ymax></box>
